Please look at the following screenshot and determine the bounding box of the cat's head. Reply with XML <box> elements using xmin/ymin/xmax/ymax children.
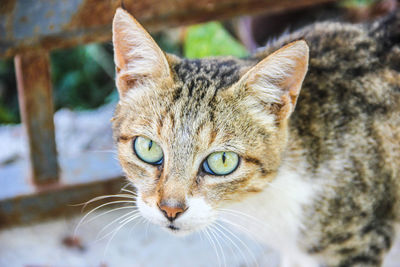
<box><xmin>111</xmin><ymin>8</ymin><xmax>309</xmax><ymax>235</ymax></box>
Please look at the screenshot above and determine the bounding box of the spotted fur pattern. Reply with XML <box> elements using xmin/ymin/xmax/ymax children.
<box><xmin>112</xmin><ymin>8</ymin><xmax>400</xmax><ymax>266</ymax></box>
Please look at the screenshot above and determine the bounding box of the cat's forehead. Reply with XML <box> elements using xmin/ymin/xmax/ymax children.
<box><xmin>172</xmin><ymin>58</ymin><xmax>249</xmax><ymax>91</ymax></box>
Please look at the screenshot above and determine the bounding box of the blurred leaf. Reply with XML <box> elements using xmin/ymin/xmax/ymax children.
<box><xmin>184</xmin><ymin>22</ymin><xmax>248</xmax><ymax>58</ymax></box>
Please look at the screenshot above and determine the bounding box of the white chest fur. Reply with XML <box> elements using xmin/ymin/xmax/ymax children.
<box><xmin>220</xmin><ymin>161</ymin><xmax>320</xmax><ymax>266</ymax></box>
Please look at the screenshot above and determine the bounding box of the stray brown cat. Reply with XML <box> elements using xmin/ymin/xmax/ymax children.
<box><xmin>111</xmin><ymin>7</ymin><xmax>400</xmax><ymax>267</ymax></box>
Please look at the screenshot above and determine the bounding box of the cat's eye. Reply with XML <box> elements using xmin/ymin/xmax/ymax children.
<box><xmin>203</xmin><ymin>151</ymin><xmax>239</xmax><ymax>176</ymax></box>
<box><xmin>133</xmin><ymin>136</ymin><xmax>164</xmax><ymax>165</ymax></box>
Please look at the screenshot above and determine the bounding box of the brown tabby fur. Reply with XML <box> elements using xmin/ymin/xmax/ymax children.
<box><xmin>112</xmin><ymin>8</ymin><xmax>400</xmax><ymax>266</ymax></box>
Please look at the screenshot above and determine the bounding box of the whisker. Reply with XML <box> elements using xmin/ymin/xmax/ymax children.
<box><xmin>118</xmin><ymin>211</ymin><xmax>141</xmax><ymax>225</ymax></box>
<box><xmin>121</xmin><ymin>188</ymin><xmax>137</xmax><ymax>196</ymax></box>
<box><xmin>102</xmin><ymin>214</ymin><xmax>139</xmax><ymax>261</ymax></box>
<box><xmin>218</xmin><ymin>218</ymin><xmax>265</xmax><ymax>253</ymax></box>
<box><xmin>74</xmin><ymin>200</ymin><xmax>136</xmax><ymax>237</ymax></box>
<box><xmin>204</xmin><ymin>227</ymin><xmax>222</xmax><ymax>267</ymax></box>
<box><xmin>85</xmin><ymin>206</ymin><xmax>136</xmax><ymax>225</ymax></box>
<box><xmin>121</xmin><ymin>182</ymin><xmax>132</xmax><ymax>190</ymax></box>
<box><xmin>128</xmin><ymin>217</ymin><xmax>146</xmax><ymax>236</ymax></box>
<box><xmin>209</xmin><ymin>224</ymin><xmax>227</xmax><ymax>267</ymax></box>
<box><xmin>213</xmin><ymin>223</ymin><xmax>249</xmax><ymax>267</ymax></box>
<box><xmin>218</xmin><ymin>208</ymin><xmax>267</xmax><ymax>229</ymax></box>
<box><xmin>70</xmin><ymin>193</ymin><xmax>136</xmax><ymax>209</ymax></box>
<box><xmin>212</xmin><ymin>227</ymin><xmax>236</xmax><ymax>264</ymax></box>
<box><xmin>145</xmin><ymin>219</ymin><xmax>151</xmax><ymax>239</ymax></box>
<box><xmin>215</xmin><ymin>221</ymin><xmax>259</xmax><ymax>267</ymax></box>
<box><xmin>96</xmin><ymin>212</ymin><xmax>141</xmax><ymax>242</ymax></box>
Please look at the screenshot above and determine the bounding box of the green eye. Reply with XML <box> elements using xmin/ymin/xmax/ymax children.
<box><xmin>203</xmin><ymin>151</ymin><xmax>239</xmax><ymax>176</ymax></box>
<box><xmin>133</xmin><ymin>136</ymin><xmax>163</xmax><ymax>165</ymax></box>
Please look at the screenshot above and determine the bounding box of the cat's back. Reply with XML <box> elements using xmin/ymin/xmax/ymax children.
<box><xmin>257</xmin><ymin>10</ymin><xmax>400</xmax><ymax>217</ymax></box>
<box><xmin>258</xmin><ymin>11</ymin><xmax>400</xmax><ymax>165</ymax></box>
<box><xmin>294</xmin><ymin>11</ymin><xmax>400</xmax><ymax>168</ymax></box>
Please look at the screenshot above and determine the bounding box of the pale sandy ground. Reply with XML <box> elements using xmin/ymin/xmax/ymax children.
<box><xmin>0</xmin><ymin>210</ymin><xmax>278</xmax><ymax>267</ymax></box>
<box><xmin>0</xmin><ymin>209</ymin><xmax>399</xmax><ymax>267</ymax></box>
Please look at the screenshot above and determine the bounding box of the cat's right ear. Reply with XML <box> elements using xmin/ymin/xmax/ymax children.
<box><xmin>112</xmin><ymin>8</ymin><xmax>171</xmax><ymax>96</ymax></box>
<box><xmin>235</xmin><ymin>40</ymin><xmax>309</xmax><ymax>122</ymax></box>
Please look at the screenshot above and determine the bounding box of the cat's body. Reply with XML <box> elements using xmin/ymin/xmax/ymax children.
<box><xmin>239</xmin><ymin>14</ymin><xmax>400</xmax><ymax>266</ymax></box>
<box><xmin>111</xmin><ymin>8</ymin><xmax>400</xmax><ymax>267</ymax></box>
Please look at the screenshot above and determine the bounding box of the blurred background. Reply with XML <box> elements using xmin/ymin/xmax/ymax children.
<box><xmin>0</xmin><ymin>0</ymin><xmax>399</xmax><ymax>266</ymax></box>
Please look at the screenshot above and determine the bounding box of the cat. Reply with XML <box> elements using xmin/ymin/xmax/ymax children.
<box><xmin>111</xmin><ymin>7</ymin><xmax>400</xmax><ymax>267</ymax></box>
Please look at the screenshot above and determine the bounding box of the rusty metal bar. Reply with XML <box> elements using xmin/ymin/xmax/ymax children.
<box><xmin>14</xmin><ymin>51</ymin><xmax>59</xmax><ymax>185</ymax></box>
<box><xmin>0</xmin><ymin>0</ymin><xmax>338</xmax><ymax>58</ymax></box>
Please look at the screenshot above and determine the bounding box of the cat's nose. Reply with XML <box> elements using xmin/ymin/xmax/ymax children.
<box><xmin>158</xmin><ymin>201</ymin><xmax>186</xmax><ymax>222</ymax></box>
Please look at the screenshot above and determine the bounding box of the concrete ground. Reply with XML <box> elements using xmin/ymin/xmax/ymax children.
<box><xmin>0</xmin><ymin>209</ymin><xmax>399</xmax><ymax>267</ymax></box>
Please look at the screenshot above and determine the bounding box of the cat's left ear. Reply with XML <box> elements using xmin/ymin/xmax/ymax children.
<box><xmin>112</xmin><ymin>8</ymin><xmax>171</xmax><ymax>96</ymax></box>
<box><xmin>238</xmin><ymin>40</ymin><xmax>309</xmax><ymax>121</ymax></box>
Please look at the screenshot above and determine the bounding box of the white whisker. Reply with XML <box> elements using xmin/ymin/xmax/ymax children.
<box><xmin>102</xmin><ymin>214</ymin><xmax>139</xmax><ymax>261</ymax></box>
<box><xmin>121</xmin><ymin>188</ymin><xmax>137</xmax><ymax>196</ymax></box>
<box><xmin>71</xmin><ymin>193</ymin><xmax>136</xmax><ymax>209</ymax></box>
<box><xmin>86</xmin><ymin>206</ymin><xmax>136</xmax><ymax>225</ymax></box>
<box><xmin>96</xmin><ymin>210</ymin><xmax>140</xmax><ymax>242</ymax></box>
<box><xmin>218</xmin><ymin>217</ymin><xmax>265</xmax><ymax>253</ymax></box>
<box><xmin>74</xmin><ymin>200</ymin><xmax>136</xmax><ymax>237</ymax></box>
<box><xmin>209</xmin><ymin>224</ymin><xmax>227</xmax><ymax>267</ymax></box>
<box><xmin>215</xmin><ymin>221</ymin><xmax>259</xmax><ymax>267</ymax></box>
<box><xmin>145</xmin><ymin>219</ymin><xmax>151</xmax><ymax>239</ymax></box>
<box><xmin>218</xmin><ymin>208</ymin><xmax>267</xmax><ymax>229</ymax></box>
<box><xmin>213</xmin><ymin>223</ymin><xmax>249</xmax><ymax>267</ymax></box>
<box><xmin>118</xmin><ymin>211</ymin><xmax>141</xmax><ymax>225</ymax></box>
<box><xmin>204</xmin><ymin>227</ymin><xmax>222</xmax><ymax>267</ymax></box>
<box><xmin>128</xmin><ymin>217</ymin><xmax>146</xmax><ymax>235</ymax></box>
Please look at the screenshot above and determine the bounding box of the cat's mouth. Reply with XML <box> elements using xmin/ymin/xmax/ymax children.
<box><xmin>163</xmin><ymin>223</ymin><xmax>200</xmax><ymax>236</ymax></box>
<box><xmin>167</xmin><ymin>224</ymin><xmax>180</xmax><ymax>231</ymax></box>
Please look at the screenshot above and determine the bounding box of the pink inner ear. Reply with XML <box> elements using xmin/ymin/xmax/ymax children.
<box><xmin>112</xmin><ymin>8</ymin><xmax>171</xmax><ymax>96</ymax></box>
<box><xmin>114</xmin><ymin>39</ymin><xmax>127</xmax><ymax>70</ymax></box>
<box><xmin>281</xmin><ymin>57</ymin><xmax>309</xmax><ymax>106</ymax></box>
<box><xmin>240</xmin><ymin>40</ymin><xmax>309</xmax><ymax>121</ymax></box>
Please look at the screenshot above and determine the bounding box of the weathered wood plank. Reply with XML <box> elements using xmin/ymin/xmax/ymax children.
<box><xmin>0</xmin><ymin>0</ymin><xmax>337</xmax><ymax>58</ymax></box>
<box><xmin>0</xmin><ymin>177</ymin><xmax>125</xmax><ymax>229</ymax></box>
<box><xmin>14</xmin><ymin>51</ymin><xmax>59</xmax><ymax>185</ymax></box>
<box><xmin>0</xmin><ymin>150</ymin><xmax>125</xmax><ymax>228</ymax></box>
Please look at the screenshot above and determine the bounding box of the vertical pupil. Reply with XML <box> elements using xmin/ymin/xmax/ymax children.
<box><xmin>222</xmin><ymin>152</ymin><xmax>226</xmax><ymax>164</ymax></box>
<box><xmin>148</xmin><ymin>140</ymin><xmax>153</xmax><ymax>151</ymax></box>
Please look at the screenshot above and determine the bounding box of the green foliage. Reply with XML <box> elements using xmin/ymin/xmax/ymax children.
<box><xmin>51</xmin><ymin>44</ymin><xmax>116</xmax><ymax>110</ymax></box>
<box><xmin>153</xmin><ymin>31</ymin><xmax>182</xmax><ymax>56</ymax></box>
<box><xmin>184</xmin><ymin>22</ymin><xmax>248</xmax><ymax>59</ymax></box>
<box><xmin>0</xmin><ymin>59</ymin><xmax>19</xmax><ymax>123</ymax></box>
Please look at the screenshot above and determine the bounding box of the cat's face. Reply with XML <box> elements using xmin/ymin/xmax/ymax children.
<box><xmin>112</xmin><ymin>8</ymin><xmax>309</xmax><ymax>235</ymax></box>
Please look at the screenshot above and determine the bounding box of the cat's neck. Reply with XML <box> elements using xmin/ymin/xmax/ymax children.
<box><xmin>222</xmin><ymin>150</ymin><xmax>318</xmax><ymax>241</ymax></box>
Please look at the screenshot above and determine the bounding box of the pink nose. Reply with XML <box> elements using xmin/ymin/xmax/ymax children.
<box><xmin>158</xmin><ymin>202</ymin><xmax>186</xmax><ymax>221</ymax></box>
